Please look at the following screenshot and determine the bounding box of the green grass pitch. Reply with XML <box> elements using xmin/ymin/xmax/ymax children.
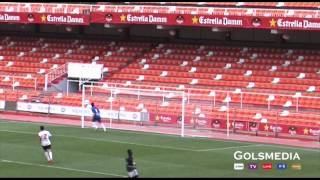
<box><xmin>0</xmin><ymin>120</ymin><xmax>319</xmax><ymax>178</ymax></box>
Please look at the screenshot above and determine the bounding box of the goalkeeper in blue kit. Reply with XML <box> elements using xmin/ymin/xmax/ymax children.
<box><xmin>91</xmin><ymin>103</ymin><xmax>106</xmax><ymax>132</ymax></box>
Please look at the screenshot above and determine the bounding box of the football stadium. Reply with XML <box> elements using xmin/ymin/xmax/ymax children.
<box><xmin>0</xmin><ymin>2</ymin><xmax>319</xmax><ymax>178</ymax></box>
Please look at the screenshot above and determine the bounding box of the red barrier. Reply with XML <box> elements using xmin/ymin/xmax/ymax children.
<box><xmin>149</xmin><ymin>113</ymin><xmax>319</xmax><ymax>139</ymax></box>
<box><xmin>91</xmin><ymin>12</ymin><xmax>320</xmax><ymax>31</ymax></box>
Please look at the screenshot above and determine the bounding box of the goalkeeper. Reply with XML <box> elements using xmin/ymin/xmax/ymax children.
<box><xmin>91</xmin><ymin>103</ymin><xmax>106</xmax><ymax>132</ymax></box>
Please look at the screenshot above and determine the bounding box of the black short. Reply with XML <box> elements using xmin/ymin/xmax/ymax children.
<box><xmin>42</xmin><ymin>145</ymin><xmax>51</xmax><ymax>151</ymax></box>
<box><xmin>92</xmin><ymin>116</ymin><xmax>101</xmax><ymax>122</ymax></box>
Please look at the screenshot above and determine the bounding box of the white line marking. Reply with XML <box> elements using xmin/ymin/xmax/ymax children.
<box><xmin>259</xmin><ymin>144</ymin><xmax>320</xmax><ymax>152</ymax></box>
<box><xmin>0</xmin><ymin>120</ymin><xmax>206</xmax><ymax>139</ymax></box>
<box><xmin>1</xmin><ymin>129</ymin><xmax>267</xmax><ymax>153</ymax></box>
<box><xmin>1</xmin><ymin>120</ymin><xmax>318</xmax><ymax>152</ymax></box>
<box><xmin>0</xmin><ymin>119</ymin><xmax>252</xmax><ymax>144</ymax></box>
<box><xmin>0</xmin><ymin>129</ymin><xmax>201</xmax><ymax>152</ymax></box>
<box><xmin>196</xmin><ymin>144</ymin><xmax>264</xmax><ymax>152</ymax></box>
<box><xmin>1</xmin><ymin>159</ymin><xmax>126</xmax><ymax>177</ymax></box>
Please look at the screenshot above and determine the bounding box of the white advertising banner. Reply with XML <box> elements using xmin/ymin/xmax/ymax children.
<box><xmin>17</xmin><ymin>102</ymin><xmax>49</xmax><ymax>113</ymax></box>
<box><xmin>68</xmin><ymin>62</ymin><xmax>103</xmax><ymax>79</ymax></box>
<box><xmin>0</xmin><ymin>100</ymin><xmax>5</xmax><ymax>109</ymax></box>
<box><xmin>17</xmin><ymin>102</ymin><xmax>142</xmax><ymax>121</ymax></box>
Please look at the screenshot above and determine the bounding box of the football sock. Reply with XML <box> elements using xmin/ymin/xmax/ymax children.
<box><xmin>44</xmin><ymin>152</ymin><xmax>50</xmax><ymax>161</ymax></box>
<box><xmin>48</xmin><ymin>150</ymin><xmax>53</xmax><ymax>160</ymax></box>
<box><xmin>101</xmin><ymin>123</ymin><xmax>106</xmax><ymax>132</ymax></box>
<box><xmin>92</xmin><ymin>122</ymin><xmax>98</xmax><ymax>129</ymax></box>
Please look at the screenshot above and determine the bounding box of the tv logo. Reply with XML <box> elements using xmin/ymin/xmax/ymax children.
<box><xmin>262</xmin><ymin>163</ymin><xmax>272</xmax><ymax>170</ymax></box>
<box><xmin>234</xmin><ymin>163</ymin><xmax>244</xmax><ymax>170</ymax></box>
<box><xmin>247</xmin><ymin>163</ymin><xmax>258</xmax><ymax>170</ymax></box>
<box><xmin>291</xmin><ymin>163</ymin><xmax>302</xmax><ymax>170</ymax></box>
<box><xmin>276</xmin><ymin>163</ymin><xmax>287</xmax><ymax>170</ymax></box>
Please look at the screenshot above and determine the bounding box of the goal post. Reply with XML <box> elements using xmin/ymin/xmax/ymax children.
<box><xmin>80</xmin><ymin>83</ymin><xmax>186</xmax><ymax>137</ymax></box>
<box><xmin>81</xmin><ymin>83</ymin><xmax>85</xmax><ymax>128</ymax></box>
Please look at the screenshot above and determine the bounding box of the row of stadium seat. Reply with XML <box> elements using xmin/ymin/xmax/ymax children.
<box><xmin>22</xmin><ymin>92</ymin><xmax>318</xmax><ymax>127</ymax></box>
<box><xmin>104</xmin><ymin>42</ymin><xmax>320</xmax><ymax>97</ymax></box>
<box><xmin>0</xmin><ymin>36</ymin><xmax>152</xmax><ymax>90</ymax></box>
<box><xmin>117</xmin><ymin>68</ymin><xmax>320</xmax><ymax>86</ymax></box>
<box><xmin>90</xmin><ymin>86</ymin><xmax>320</xmax><ymax>110</ymax></box>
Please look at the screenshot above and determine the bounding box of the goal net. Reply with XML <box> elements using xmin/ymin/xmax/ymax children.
<box><xmin>80</xmin><ymin>83</ymin><xmax>187</xmax><ymax>137</ymax></box>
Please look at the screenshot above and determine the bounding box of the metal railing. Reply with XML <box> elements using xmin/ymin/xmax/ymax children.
<box><xmin>44</xmin><ymin>63</ymin><xmax>67</xmax><ymax>91</ymax></box>
<box><xmin>67</xmin><ymin>79</ymin><xmax>320</xmax><ymax>113</ymax></box>
<box><xmin>0</xmin><ymin>74</ymin><xmax>37</xmax><ymax>91</ymax></box>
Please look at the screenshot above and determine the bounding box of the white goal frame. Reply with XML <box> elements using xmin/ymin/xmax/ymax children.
<box><xmin>81</xmin><ymin>84</ymin><xmax>186</xmax><ymax>137</ymax></box>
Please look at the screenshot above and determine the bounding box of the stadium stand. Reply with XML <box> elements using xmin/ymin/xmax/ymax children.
<box><xmin>0</xmin><ymin>2</ymin><xmax>319</xmax><ymax>141</ymax></box>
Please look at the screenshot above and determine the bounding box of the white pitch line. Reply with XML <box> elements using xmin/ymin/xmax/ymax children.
<box><xmin>0</xmin><ymin>159</ymin><xmax>126</xmax><ymax>177</ymax></box>
<box><xmin>196</xmin><ymin>144</ymin><xmax>263</xmax><ymax>152</ymax></box>
<box><xmin>1</xmin><ymin>120</ymin><xmax>319</xmax><ymax>152</ymax></box>
<box><xmin>0</xmin><ymin>120</ymin><xmax>253</xmax><ymax>144</ymax></box>
<box><xmin>260</xmin><ymin>144</ymin><xmax>320</xmax><ymax>152</ymax></box>
<box><xmin>197</xmin><ymin>143</ymin><xmax>320</xmax><ymax>152</ymax></box>
<box><xmin>2</xmin><ymin>119</ymin><xmax>281</xmax><ymax>148</ymax></box>
<box><xmin>1</xmin><ymin>129</ymin><xmax>319</xmax><ymax>153</ymax></box>
<box><xmin>0</xmin><ymin>129</ymin><xmax>199</xmax><ymax>152</ymax></box>
<box><xmin>1</xmin><ymin>129</ymin><xmax>263</xmax><ymax>153</ymax></box>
